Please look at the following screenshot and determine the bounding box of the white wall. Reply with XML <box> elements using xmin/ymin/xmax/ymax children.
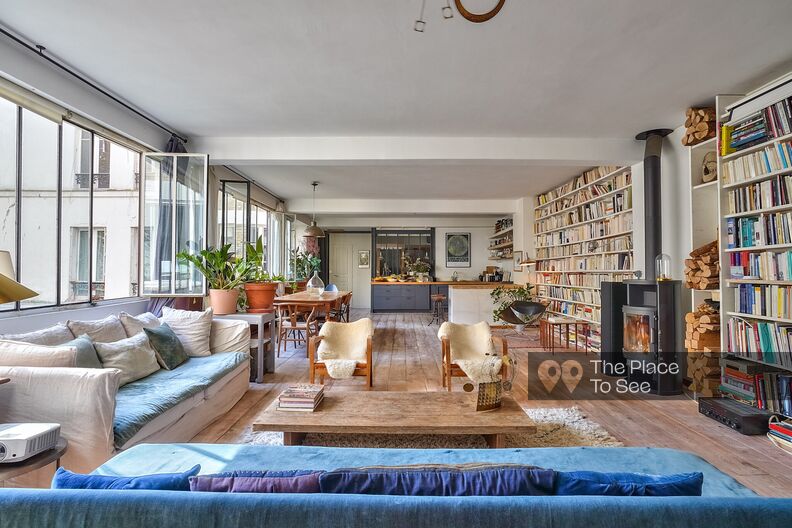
<box><xmin>329</xmin><ymin>232</ymin><xmax>372</xmax><ymax>310</ymax></box>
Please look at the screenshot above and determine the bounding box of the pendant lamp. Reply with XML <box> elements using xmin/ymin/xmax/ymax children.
<box><xmin>303</xmin><ymin>181</ymin><xmax>325</xmax><ymax>238</ymax></box>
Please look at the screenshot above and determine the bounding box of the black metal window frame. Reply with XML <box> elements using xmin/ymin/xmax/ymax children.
<box><xmin>1</xmin><ymin>107</ymin><xmax>143</xmax><ymax>312</ymax></box>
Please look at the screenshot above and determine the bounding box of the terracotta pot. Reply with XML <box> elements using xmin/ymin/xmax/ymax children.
<box><xmin>244</xmin><ymin>282</ymin><xmax>278</xmax><ymax>313</ymax></box>
<box><xmin>209</xmin><ymin>289</ymin><xmax>239</xmax><ymax>315</ymax></box>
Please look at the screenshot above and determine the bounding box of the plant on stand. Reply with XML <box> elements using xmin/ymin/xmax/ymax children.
<box><xmin>243</xmin><ymin>236</ymin><xmax>285</xmax><ymax>313</ymax></box>
<box><xmin>176</xmin><ymin>244</ymin><xmax>253</xmax><ymax>315</ymax></box>
<box><xmin>490</xmin><ymin>284</ymin><xmax>535</xmax><ymax>323</ymax></box>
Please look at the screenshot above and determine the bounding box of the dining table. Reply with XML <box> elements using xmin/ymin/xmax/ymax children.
<box><xmin>273</xmin><ymin>290</ymin><xmax>351</xmax><ymax>321</ymax></box>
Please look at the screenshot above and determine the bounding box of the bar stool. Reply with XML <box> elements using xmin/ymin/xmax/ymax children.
<box><xmin>427</xmin><ymin>294</ymin><xmax>446</xmax><ymax>326</ymax></box>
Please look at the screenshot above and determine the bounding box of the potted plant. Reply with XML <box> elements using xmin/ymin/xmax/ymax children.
<box><xmin>289</xmin><ymin>249</ymin><xmax>321</xmax><ymax>292</ymax></box>
<box><xmin>244</xmin><ymin>236</ymin><xmax>284</xmax><ymax>313</ymax></box>
<box><xmin>177</xmin><ymin>244</ymin><xmax>253</xmax><ymax>315</ymax></box>
<box><xmin>412</xmin><ymin>258</ymin><xmax>432</xmax><ymax>282</ymax></box>
<box><xmin>490</xmin><ymin>284</ymin><xmax>535</xmax><ymax>323</ymax></box>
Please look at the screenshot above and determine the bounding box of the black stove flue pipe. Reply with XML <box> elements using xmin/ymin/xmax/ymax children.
<box><xmin>635</xmin><ymin>129</ymin><xmax>673</xmax><ymax>280</ymax></box>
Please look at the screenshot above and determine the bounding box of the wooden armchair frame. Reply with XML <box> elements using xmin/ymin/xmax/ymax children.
<box><xmin>308</xmin><ymin>334</ymin><xmax>373</xmax><ymax>387</ymax></box>
<box><xmin>440</xmin><ymin>335</ymin><xmax>507</xmax><ymax>391</ymax></box>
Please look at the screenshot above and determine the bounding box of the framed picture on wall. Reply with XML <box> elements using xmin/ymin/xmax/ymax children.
<box><xmin>358</xmin><ymin>250</ymin><xmax>370</xmax><ymax>269</ymax></box>
<box><xmin>513</xmin><ymin>251</ymin><xmax>523</xmax><ymax>272</ymax></box>
<box><xmin>445</xmin><ymin>232</ymin><xmax>471</xmax><ymax>268</ymax></box>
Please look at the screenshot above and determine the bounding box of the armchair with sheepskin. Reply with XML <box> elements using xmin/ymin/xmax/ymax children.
<box><xmin>437</xmin><ymin>321</ymin><xmax>507</xmax><ymax>391</ymax></box>
<box><xmin>308</xmin><ymin>318</ymin><xmax>374</xmax><ymax>387</ymax></box>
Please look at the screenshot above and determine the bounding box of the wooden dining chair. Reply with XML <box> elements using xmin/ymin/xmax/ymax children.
<box><xmin>275</xmin><ymin>303</ymin><xmax>318</xmax><ymax>357</ymax></box>
<box><xmin>330</xmin><ymin>292</ymin><xmax>352</xmax><ymax>322</ymax></box>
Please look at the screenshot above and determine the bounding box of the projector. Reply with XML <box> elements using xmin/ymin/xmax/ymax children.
<box><xmin>0</xmin><ymin>423</ymin><xmax>60</xmax><ymax>463</ymax></box>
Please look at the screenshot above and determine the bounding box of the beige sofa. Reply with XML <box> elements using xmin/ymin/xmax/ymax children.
<box><xmin>0</xmin><ymin>316</ymin><xmax>250</xmax><ymax>486</ymax></box>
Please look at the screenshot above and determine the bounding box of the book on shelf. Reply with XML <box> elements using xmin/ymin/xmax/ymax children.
<box><xmin>720</xmin><ymin>358</ymin><xmax>792</xmax><ymax>417</ymax></box>
<box><xmin>728</xmin><ymin>249</ymin><xmax>792</xmax><ymax>281</ymax></box>
<box><xmin>277</xmin><ymin>383</ymin><xmax>324</xmax><ymax>412</ymax></box>
<box><xmin>721</xmin><ymin>96</ymin><xmax>792</xmax><ymax>156</ymax></box>
<box><xmin>538</xmin><ymin>285</ymin><xmax>602</xmax><ymax>305</ymax></box>
<box><xmin>726</xmin><ymin>213</ymin><xmax>792</xmax><ymax>249</ymax></box>
<box><xmin>727</xmin><ymin>319</ymin><xmax>792</xmax><ymax>369</ymax></box>
<box><xmin>722</xmin><ymin>140</ymin><xmax>792</xmax><ymax>185</ymax></box>
<box><xmin>546</xmin><ymin>300</ymin><xmax>601</xmax><ymax>323</ymax></box>
<box><xmin>535</xmin><ymin>165</ymin><xmax>623</xmax><ymax>206</ymax></box>
<box><xmin>733</xmin><ymin>283</ymin><xmax>792</xmax><ymax>319</ymax></box>
<box><xmin>726</xmin><ymin>173</ymin><xmax>792</xmax><ymax>214</ymax></box>
<box><xmin>536</xmin><ymin>212</ymin><xmax>633</xmax><ymax>248</ymax></box>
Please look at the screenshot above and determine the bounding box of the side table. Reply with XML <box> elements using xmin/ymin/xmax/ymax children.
<box><xmin>0</xmin><ymin>438</ymin><xmax>68</xmax><ymax>481</ymax></box>
<box><xmin>215</xmin><ymin>312</ymin><xmax>276</xmax><ymax>382</ymax></box>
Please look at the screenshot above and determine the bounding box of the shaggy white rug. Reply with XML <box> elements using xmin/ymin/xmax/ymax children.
<box><xmin>241</xmin><ymin>406</ymin><xmax>622</xmax><ymax>449</ymax></box>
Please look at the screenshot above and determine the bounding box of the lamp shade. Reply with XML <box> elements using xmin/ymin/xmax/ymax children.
<box><xmin>0</xmin><ymin>251</ymin><xmax>37</xmax><ymax>304</ymax></box>
<box><xmin>303</xmin><ymin>221</ymin><xmax>325</xmax><ymax>238</ymax></box>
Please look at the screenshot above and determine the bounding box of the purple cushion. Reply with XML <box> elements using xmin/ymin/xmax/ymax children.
<box><xmin>189</xmin><ymin>470</ymin><xmax>322</xmax><ymax>493</ymax></box>
<box><xmin>318</xmin><ymin>464</ymin><xmax>556</xmax><ymax>496</ymax></box>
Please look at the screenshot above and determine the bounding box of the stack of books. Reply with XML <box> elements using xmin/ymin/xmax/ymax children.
<box><xmin>719</xmin><ymin>357</ymin><xmax>792</xmax><ymax>417</ymax></box>
<box><xmin>277</xmin><ymin>384</ymin><xmax>324</xmax><ymax>412</ymax></box>
<box><xmin>769</xmin><ymin>420</ymin><xmax>792</xmax><ymax>452</ymax></box>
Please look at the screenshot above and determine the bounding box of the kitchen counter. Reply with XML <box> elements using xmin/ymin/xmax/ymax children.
<box><xmin>370</xmin><ymin>281</ymin><xmax>519</xmax><ymax>314</ymax></box>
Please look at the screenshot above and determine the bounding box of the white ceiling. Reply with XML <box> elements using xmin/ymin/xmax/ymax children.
<box><xmin>4</xmin><ymin>0</ymin><xmax>792</xmax><ymax>139</ymax></box>
<box><xmin>4</xmin><ymin>0</ymin><xmax>792</xmax><ymax>205</ymax></box>
<box><xmin>239</xmin><ymin>163</ymin><xmax>589</xmax><ymax>200</ymax></box>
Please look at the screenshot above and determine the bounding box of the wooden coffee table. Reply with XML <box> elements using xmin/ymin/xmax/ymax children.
<box><xmin>253</xmin><ymin>391</ymin><xmax>536</xmax><ymax>448</ymax></box>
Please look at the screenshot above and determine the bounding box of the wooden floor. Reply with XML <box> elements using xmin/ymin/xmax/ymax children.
<box><xmin>193</xmin><ymin>311</ymin><xmax>792</xmax><ymax>497</ymax></box>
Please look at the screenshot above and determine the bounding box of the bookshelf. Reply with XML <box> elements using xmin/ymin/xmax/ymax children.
<box><xmin>488</xmin><ymin>217</ymin><xmax>514</xmax><ymax>261</ymax></box>
<box><xmin>533</xmin><ymin>166</ymin><xmax>634</xmax><ymax>352</ymax></box>
<box><xmin>718</xmin><ymin>85</ymin><xmax>792</xmax><ymax>419</ymax></box>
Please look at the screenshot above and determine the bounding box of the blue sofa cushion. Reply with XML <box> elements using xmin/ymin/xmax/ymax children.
<box><xmin>319</xmin><ymin>464</ymin><xmax>556</xmax><ymax>496</ymax></box>
<box><xmin>555</xmin><ymin>470</ymin><xmax>704</xmax><ymax>496</ymax></box>
<box><xmin>66</xmin><ymin>334</ymin><xmax>103</xmax><ymax>368</ymax></box>
<box><xmin>52</xmin><ymin>464</ymin><xmax>200</xmax><ymax>491</ymax></box>
<box><xmin>113</xmin><ymin>352</ymin><xmax>247</xmax><ymax>447</ymax></box>
<box><xmin>190</xmin><ymin>470</ymin><xmax>323</xmax><ymax>493</ymax></box>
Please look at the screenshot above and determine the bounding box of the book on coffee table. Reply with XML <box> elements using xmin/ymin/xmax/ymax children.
<box><xmin>277</xmin><ymin>384</ymin><xmax>324</xmax><ymax>412</ymax></box>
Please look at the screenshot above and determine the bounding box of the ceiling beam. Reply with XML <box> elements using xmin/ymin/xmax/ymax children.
<box><xmin>192</xmin><ymin>136</ymin><xmax>643</xmax><ymax>165</ymax></box>
<box><xmin>288</xmin><ymin>198</ymin><xmax>516</xmax><ymax>216</ymax></box>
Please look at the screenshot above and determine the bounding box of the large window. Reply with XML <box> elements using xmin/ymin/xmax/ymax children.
<box><xmin>142</xmin><ymin>153</ymin><xmax>207</xmax><ymax>296</ymax></box>
<box><xmin>0</xmin><ymin>95</ymin><xmax>142</xmax><ymax>310</ymax></box>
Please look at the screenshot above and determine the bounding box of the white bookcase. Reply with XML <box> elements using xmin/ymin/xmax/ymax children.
<box><xmin>533</xmin><ymin>166</ymin><xmax>635</xmax><ymax>351</ymax></box>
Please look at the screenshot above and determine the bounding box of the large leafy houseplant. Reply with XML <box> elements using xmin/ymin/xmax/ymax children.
<box><xmin>490</xmin><ymin>284</ymin><xmax>535</xmax><ymax>323</ymax></box>
<box><xmin>290</xmin><ymin>249</ymin><xmax>321</xmax><ymax>280</ymax></box>
<box><xmin>243</xmin><ymin>236</ymin><xmax>285</xmax><ymax>313</ymax></box>
<box><xmin>177</xmin><ymin>244</ymin><xmax>253</xmax><ymax>314</ymax></box>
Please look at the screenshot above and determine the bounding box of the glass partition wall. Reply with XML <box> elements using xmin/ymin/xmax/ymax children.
<box><xmin>373</xmin><ymin>229</ymin><xmax>434</xmax><ymax>278</ymax></box>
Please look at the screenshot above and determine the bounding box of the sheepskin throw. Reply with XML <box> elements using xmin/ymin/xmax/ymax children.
<box><xmin>437</xmin><ymin>321</ymin><xmax>502</xmax><ymax>384</ymax></box>
<box><xmin>317</xmin><ymin>318</ymin><xmax>374</xmax><ymax>379</ymax></box>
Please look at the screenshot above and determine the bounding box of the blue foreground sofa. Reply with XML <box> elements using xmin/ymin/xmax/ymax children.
<box><xmin>0</xmin><ymin>444</ymin><xmax>790</xmax><ymax>527</ymax></box>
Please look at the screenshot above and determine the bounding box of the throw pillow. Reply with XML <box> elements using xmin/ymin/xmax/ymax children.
<box><xmin>67</xmin><ymin>315</ymin><xmax>127</xmax><ymax>343</ymax></box>
<box><xmin>144</xmin><ymin>323</ymin><xmax>188</xmax><ymax>370</ymax></box>
<box><xmin>554</xmin><ymin>471</ymin><xmax>704</xmax><ymax>496</ymax></box>
<box><xmin>0</xmin><ymin>339</ymin><xmax>79</xmax><ymax>368</ymax></box>
<box><xmin>92</xmin><ymin>333</ymin><xmax>160</xmax><ymax>386</ymax></box>
<box><xmin>0</xmin><ymin>323</ymin><xmax>75</xmax><ymax>346</ymax></box>
<box><xmin>318</xmin><ymin>464</ymin><xmax>556</xmax><ymax>496</ymax></box>
<box><xmin>189</xmin><ymin>470</ymin><xmax>323</xmax><ymax>493</ymax></box>
<box><xmin>52</xmin><ymin>464</ymin><xmax>200</xmax><ymax>491</ymax></box>
<box><xmin>64</xmin><ymin>334</ymin><xmax>103</xmax><ymax>369</ymax></box>
<box><xmin>161</xmin><ymin>307</ymin><xmax>213</xmax><ymax>357</ymax></box>
<box><xmin>119</xmin><ymin>312</ymin><xmax>161</xmax><ymax>338</ymax></box>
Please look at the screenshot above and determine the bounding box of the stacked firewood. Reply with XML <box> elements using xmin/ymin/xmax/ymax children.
<box><xmin>684</xmin><ymin>240</ymin><xmax>719</xmax><ymax>290</ymax></box>
<box><xmin>681</xmin><ymin>107</ymin><xmax>717</xmax><ymax>146</ymax></box>
<box><xmin>685</xmin><ymin>302</ymin><xmax>721</xmax><ymax>397</ymax></box>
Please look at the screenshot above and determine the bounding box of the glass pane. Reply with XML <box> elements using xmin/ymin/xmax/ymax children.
<box><xmin>92</xmin><ymin>137</ymin><xmax>139</xmax><ymax>300</ymax></box>
<box><xmin>19</xmin><ymin>109</ymin><xmax>58</xmax><ymax>308</ymax></box>
<box><xmin>142</xmin><ymin>154</ymin><xmax>173</xmax><ymax>295</ymax></box>
<box><xmin>222</xmin><ymin>181</ymin><xmax>248</xmax><ymax>258</ymax></box>
<box><xmin>0</xmin><ymin>98</ymin><xmax>17</xmax><ymax>310</ymax></box>
<box><xmin>174</xmin><ymin>155</ymin><xmax>205</xmax><ymax>294</ymax></box>
<box><xmin>60</xmin><ymin>122</ymin><xmax>92</xmax><ymax>303</ymax></box>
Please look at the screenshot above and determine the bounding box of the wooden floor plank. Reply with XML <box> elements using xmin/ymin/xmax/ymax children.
<box><xmin>195</xmin><ymin>310</ymin><xmax>792</xmax><ymax>497</ymax></box>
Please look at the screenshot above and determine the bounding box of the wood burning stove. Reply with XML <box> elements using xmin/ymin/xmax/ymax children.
<box><xmin>622</xmin><ymin>280</ymin><xmax>684</xmax><ymax>395</ymax></box>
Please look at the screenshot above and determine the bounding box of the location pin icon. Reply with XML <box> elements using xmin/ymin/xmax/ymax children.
<box><xmin>561</xmin><ymin>360</ymin><xmax>583</xmax><ymax>393</ymax></box>
<box><xmin>538</xmin><ymin>360</ymin><xmax>561</xmax><ymax>393</ymax></box>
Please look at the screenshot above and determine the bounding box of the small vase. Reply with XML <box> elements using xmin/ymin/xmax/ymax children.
<box><xmin>306</xmin><ymin>271</ymin><xmax>325</xmax><ymax>296</ymax></box>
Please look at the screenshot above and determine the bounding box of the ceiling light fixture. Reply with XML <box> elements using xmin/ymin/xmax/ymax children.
<box><xmin>303</xmin><ymin>181</ymin><xmax>325</xmax><ymax>238</ymax></box>
<box><xmin>414</xmin><ymin>0</ymin><xmax>504</xmax><ymax>32</ymax></box>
